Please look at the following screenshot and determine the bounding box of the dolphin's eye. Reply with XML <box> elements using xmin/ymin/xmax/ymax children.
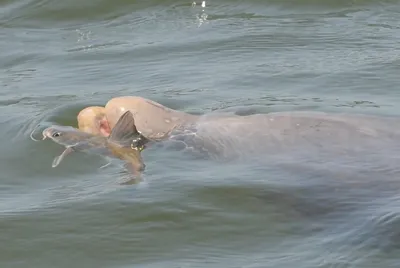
<box><xmin>52</xmin><ymin>132</ymin><xmax>61</xmax><ymax>138</ymax></box>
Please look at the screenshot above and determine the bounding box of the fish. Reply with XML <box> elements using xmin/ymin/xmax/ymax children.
<box><xmin>42</xmin><ymin>111</ymin><xmax>150</xmax><ymax>176</ymax></box>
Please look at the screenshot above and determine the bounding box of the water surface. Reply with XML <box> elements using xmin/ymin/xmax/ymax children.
<box><xmin>1</xmin><ymin>0</ymin><xmax>400</xmax><ymax>267</ymax></box>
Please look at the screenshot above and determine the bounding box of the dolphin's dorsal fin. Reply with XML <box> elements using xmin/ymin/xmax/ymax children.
<box><xmin>108</xmin><ymin>111</ymin><xmax>141</xmax><ymax>148</ymax></box>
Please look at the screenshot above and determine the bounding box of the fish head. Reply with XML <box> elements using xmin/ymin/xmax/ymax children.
<box><xmin>42</xmin><ymin>125</ymin><xmax>94</xmax><ymax>147</ymax></box>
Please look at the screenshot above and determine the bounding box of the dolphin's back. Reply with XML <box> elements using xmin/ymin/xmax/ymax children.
<box><xmin>168</xmin><ymin>111</ymin><xmax>400</xmax><ymax>160</ymax></box>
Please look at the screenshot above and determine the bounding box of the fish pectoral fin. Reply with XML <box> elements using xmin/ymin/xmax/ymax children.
<box><xmin>52</xmin><ymin>147</ymin><xmax>74</xmax><ymax>168</ymax></box>
<box><xmin>99</xmin><ymin>161</ymin><xmax>112</xmax><ymax>169</ymax></box>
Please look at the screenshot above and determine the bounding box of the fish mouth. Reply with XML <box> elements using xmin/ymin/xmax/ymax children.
<box><xmin>42</xmin><ymin>127</ymin><xmax>60</xmax><ymax>141</ymax></box>
<box><xmin>42</xmin><ymin>128</ymin><xmax>50</xmax><ymax>140</ymax></box>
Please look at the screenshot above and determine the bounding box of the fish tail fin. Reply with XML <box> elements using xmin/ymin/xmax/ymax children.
<box><xmin>108</xmin><ymin>111</ymin><xmax>149</xmax><ymax>148</ymax></box>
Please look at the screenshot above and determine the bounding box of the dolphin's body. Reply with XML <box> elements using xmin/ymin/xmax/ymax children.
<box><xmin>74</xmin><ymin>98</ymin><xmax>400</xmax><ymax>252</ymax></box>
<box><xmin>91</xmin><ymin>97</ymin><xmax>400</xmax><ymax>163</ymax></box>
<box><xmin>171</xmin><ymin>111</ymin><xmax>399</xmax><ymax>158</ymax></box>
<box><xmin>71</xmin><ymin>96</ymin><xmax>400</xmax><ymax>192</ymax></box>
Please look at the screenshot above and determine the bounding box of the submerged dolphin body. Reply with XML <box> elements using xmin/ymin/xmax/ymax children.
<box><xmin>98</xmin><ymin>97</ymin><xmax>400</xmax><ymax>161</ymax></box>
<box><xmin>72</xmin><ymin>96</ymin><xmax>400</xmax><ymax>192</ymax></box>
<box><xmin>42</xmin><ymin>111</ymin><xmax>150</xmax><ymax>175</ymax></box>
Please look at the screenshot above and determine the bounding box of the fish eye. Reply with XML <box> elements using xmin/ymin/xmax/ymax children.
<box><xmin>52</xmin><ymin>132</ymin><xmax>61</xmax><ymax>138</ymax></box>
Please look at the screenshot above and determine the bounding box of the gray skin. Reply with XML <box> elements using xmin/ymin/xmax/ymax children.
<box><xmin>167</xmin><ymin>111</ymin><xmax>400</xmax><ymax>159</ymax></box>
<box><xmin>42</xmin><ymin>111</ymin><xmax>149</xmax><ymax>175</ymax></box>
<box><xmin>103</xmin><ymin>97</ymin><xmax>400</xmax><ymax>162</ymax></box>
<box><xmin>161</xmin><ymin>111</ymin><xmax>400</xmax><ymax>191</ymax></box>
<box><xmin>90</xmin><ymin>96</ymin><xmax>400</xmax><ymax>188</ymax></box>
<box><xmin>99</xmin><ymin>97</ymin><xmax>400</xmax><ymax>224</ymax></box>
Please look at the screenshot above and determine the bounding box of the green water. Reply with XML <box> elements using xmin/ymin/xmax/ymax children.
<box><xmin>2</xmin><ymin>0</ymin><xmax>400</xmax><ymax>267</ymax></box>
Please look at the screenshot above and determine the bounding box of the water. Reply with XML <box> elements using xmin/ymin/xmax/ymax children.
<box><xmin>1</xmin><ymin>0</ymin><xmax>400</xmax><ymax>267</ymax></box>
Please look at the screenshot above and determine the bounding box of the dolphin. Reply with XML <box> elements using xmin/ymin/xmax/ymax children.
<box><xmin>76</xmin><ymin>96</ymin><xmax>400</xmax><ymax>162</ymax></box>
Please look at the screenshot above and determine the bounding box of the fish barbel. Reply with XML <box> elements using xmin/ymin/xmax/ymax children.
<box><xmin>42</xmin><ymin>111</ymin><xmax>150</xmax><ymax>175</ymax></box>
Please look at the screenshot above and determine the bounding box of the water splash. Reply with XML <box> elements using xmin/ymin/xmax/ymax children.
<box><xmin>192</xmin><ymin>1</ymin><xmax>208</xmax><ymax>27</ymax></box>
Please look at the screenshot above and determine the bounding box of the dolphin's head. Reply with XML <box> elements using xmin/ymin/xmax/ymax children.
<box><xmin>77</xmin><ymin>106</ymin><xmax>111</xmax><ymax>137</ymax></box>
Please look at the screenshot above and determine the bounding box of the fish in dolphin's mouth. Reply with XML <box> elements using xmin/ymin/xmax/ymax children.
<box><xmin>41</xmin><ymin>111</ymin><xmax>150</xmax><ymax>175</ymax></box>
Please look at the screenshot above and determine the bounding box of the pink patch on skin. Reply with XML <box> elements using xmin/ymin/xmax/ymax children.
<box><xmin>99</xmin><ymin>118</ymin><xmax>111</xmax><ymax>137</ymax></box>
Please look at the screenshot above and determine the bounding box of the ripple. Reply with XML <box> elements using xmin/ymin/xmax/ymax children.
<box><xmin>1</xmin><ymin>0</ymin><xmax>400</xmax><ymax>267</ymax></box>
<box><xmin>66</xmin><ymin>41</ymin><xmax>127</xmax><ymax>53</ymax></box>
